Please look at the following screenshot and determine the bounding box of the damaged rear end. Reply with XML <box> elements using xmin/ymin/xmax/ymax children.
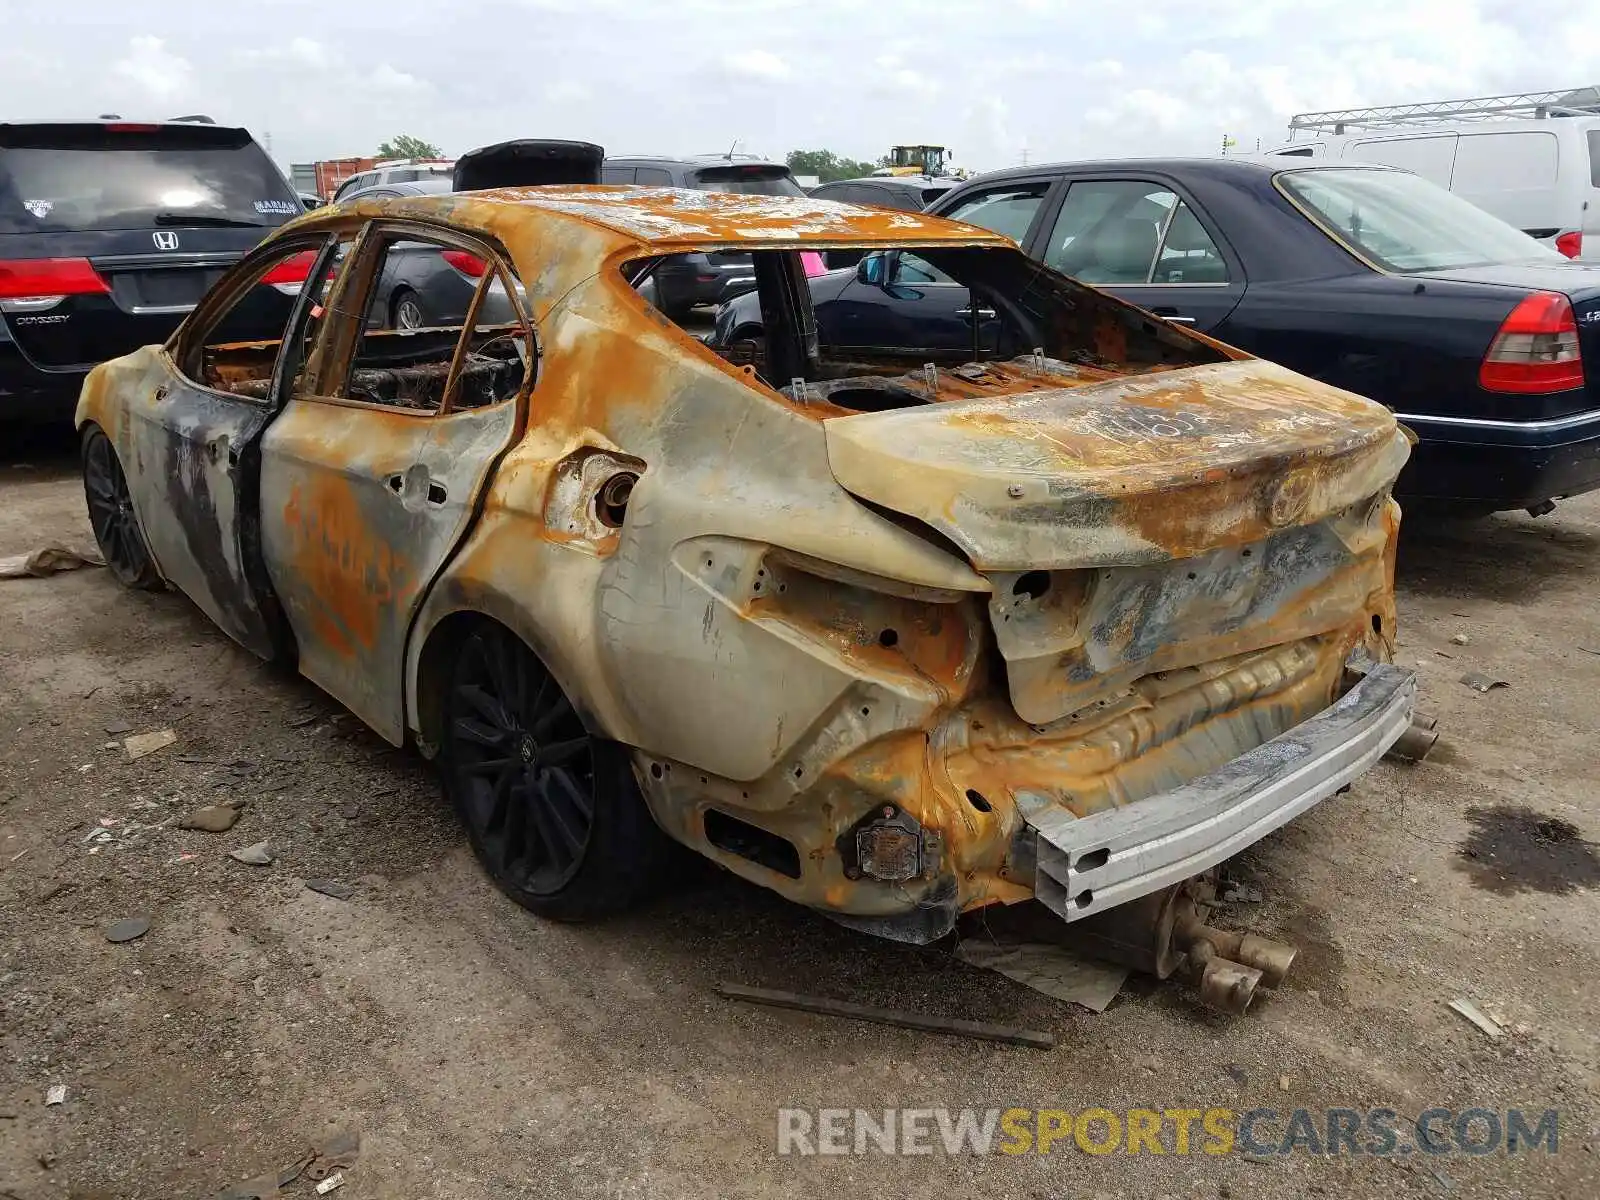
<box><xmin>624</xmin><ymin>232</ymin><xmax>1415</xmax><ymax>991</ymax></box>
<box><xmin>821</xmin><ymin>356</ymin><xmax>1414</xmax><ymax>935</ymax></box>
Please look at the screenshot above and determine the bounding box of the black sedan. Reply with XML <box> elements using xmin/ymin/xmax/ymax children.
<box><xmin>337</xmin><ymin>177</ymin><xmax>523</xmax><ymax>329</ymax></box>
<box><xmin>714</xmin><ymin>158</ymin><xmax>1600</xmax><ymax>517</ymax></box>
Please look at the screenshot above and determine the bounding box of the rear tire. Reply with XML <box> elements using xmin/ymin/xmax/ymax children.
<box><xmin>390</xmin><ymin>288</ymin><xmax>426</xmax><ymax>331</ymax></box>
<box><xmin>81</xmin><ymin>427</ymin><xmax>160</xmax><ymax>590</ymax></box>
<box><xmin>440</xmin><ymin>622</ymin><xmax>673</xmax><ymax>920</ymax></box>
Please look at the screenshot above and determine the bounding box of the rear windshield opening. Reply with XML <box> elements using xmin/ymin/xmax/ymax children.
<box><xmin>627</xmin><ymin>244</ymin><xmax>1226</xmax><ymax>413</ymax></box>
<box><xmin>0</xmin><ymin>124</ymin><xmax>299</xmax><ymax>234</ymax></box>
<box><xmin>688</xmin><ymin>165</ymin><xmax>804</xmax><ymax>197</ymax></box>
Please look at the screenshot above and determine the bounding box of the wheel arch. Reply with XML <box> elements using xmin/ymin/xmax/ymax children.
<box><xmin>407</xmin><ymin>592</ymin><xmax>605</xmax><ymax>759</ymax></box>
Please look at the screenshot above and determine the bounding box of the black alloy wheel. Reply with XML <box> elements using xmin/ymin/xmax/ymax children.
<box><xmin>81</xmin><ymin>428</ymin><xmax>160</xmax><ymax>589</ymax></box>
<box><xmin>443</xmin><ymin>623</ymin><xmax>671</xmax><ymax>918</ymax></box>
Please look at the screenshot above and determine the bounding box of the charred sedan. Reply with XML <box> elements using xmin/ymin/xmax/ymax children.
<box><xmin>76</xmin><ymin>185</ymin><xmax>1417</xmax><ymax>994</ymax></box>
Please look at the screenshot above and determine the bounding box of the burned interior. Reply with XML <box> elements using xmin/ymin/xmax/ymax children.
<box><xmin>639</xmin><ymin>242</ymin><xmax>1229</xmax><ymax>412</ymax></box>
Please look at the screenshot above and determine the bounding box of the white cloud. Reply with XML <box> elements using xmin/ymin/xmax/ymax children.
<box><xmin>544</xmin><ymin>80</ymin><xmax>594</xmax><ymax>105</ymax></box>
<box><xmin>111</xmin><ymin>36</ymin><xmax>191</xmax><ymax>101</ymax></box>
<box><xmin>3</xmin><ymin>0</ymin><xmax>1598</xmax><ymax>173</ymax></box>
<box><xmin>368</xmin><ymin>64</ymin><xmax>426</xmax><ymax>92</ymax></box>
<box><xmin>721</xmin><ymin>49</ymin><xmax>791</xmax><ymax>81</ymax></box>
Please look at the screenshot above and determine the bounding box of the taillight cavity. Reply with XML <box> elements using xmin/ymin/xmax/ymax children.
<box><xmin>0</xmin><ymin>257</ymin><xmax>110</xmax><ymax>313</ymax></box>
<box><xmin>1479</xmin><ymin>291</ymin><xmax>1585</xmax><ymax>394</ymax></box>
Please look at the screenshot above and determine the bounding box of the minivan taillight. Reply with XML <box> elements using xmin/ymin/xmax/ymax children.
<box><xmin>1479</xmin><ymin>291</ymin><xmax>1585</xmax><ymax>394</ymax></box>
<box><xmin>259</xmin><ymin>250</ymin><xmax>317</xmax><ymax>295</ymax></box>
<box><xmin>1556</xmin><ymin>231</ymin><xmax>1583</xmax><ymax>259</ymax></box>
<box><xmin>0</xmin><ymin>258</ymin><xmax>110</xmax><ymax>309</ymax></box>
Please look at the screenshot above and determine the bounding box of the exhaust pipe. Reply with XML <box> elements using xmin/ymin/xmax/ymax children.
<box><xmin>1045</xmin><ymin>880</ymin><xmax>1299</xmax><ymax>1015</ymax></box>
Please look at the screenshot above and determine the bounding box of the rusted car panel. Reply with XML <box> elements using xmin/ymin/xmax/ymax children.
<box><xmin>259</xmin><ymin>397</ymin><xmax>520</xmax><ymax>743</ymax></box>
<box><xmin>77</xmin><ymin>346</ymin><xmax>282</xmax><ymax>659</ymax></box>
<box><xmin>78</xmin><ymin>184</ymin><xmax>1415</xmax><ymax>946</ymax></box>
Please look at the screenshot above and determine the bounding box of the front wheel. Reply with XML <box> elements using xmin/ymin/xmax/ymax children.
<box><xmin>441</xmin><ymin>623</ymin><xmax>673</xmax><ymax>920</ymax></box>
<box><xmin>81</xmin><ymin>427</ymin><xmax>160</xmax><ymax>590</ymax></box>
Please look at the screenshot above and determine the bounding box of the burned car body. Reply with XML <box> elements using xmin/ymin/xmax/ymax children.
<box><xmin>75</xmin><ymin>185</ymin><xmax>1416</xmax><ymax>957</ymax></box>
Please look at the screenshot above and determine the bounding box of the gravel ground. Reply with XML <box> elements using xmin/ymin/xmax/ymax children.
<box><xmin>1</xmin><ymin>428</ymin><xmax>1597</xmax><ymax>1199</ymax></box>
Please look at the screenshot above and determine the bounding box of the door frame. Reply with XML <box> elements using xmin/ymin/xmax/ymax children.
<box><xmin>121</xmin><ymin>229</ymin><xmax>349</xmax><ymax>659</ymax></box>
<box><xmin>256</xmin><ymin>217</ymin><xmax>537</xmax><ymax>741</ymax></box>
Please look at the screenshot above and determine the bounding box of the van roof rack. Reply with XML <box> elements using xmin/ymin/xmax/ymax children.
<box><xmin>1288</xmin><ymin>86</ymin><xmax>1600</xmax><ymax>136</ymax></box>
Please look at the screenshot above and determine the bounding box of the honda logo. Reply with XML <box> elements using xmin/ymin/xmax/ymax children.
<box><xmin>152</xmin><ymin>231</ymin><xmax>180</xmax><ymax>250</ymax></box>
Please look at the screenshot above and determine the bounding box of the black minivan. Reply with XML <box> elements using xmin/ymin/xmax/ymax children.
<box><xmin>1</xmin><ymin>120</ymin><xmax>305</xmax><ymax>421</ymax></box>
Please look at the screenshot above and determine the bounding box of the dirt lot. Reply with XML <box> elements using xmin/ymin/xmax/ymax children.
<box><xmin>2</xmin><ymin>427</ymin><xmax>1597</xmax><ymax>1200</ymax></box>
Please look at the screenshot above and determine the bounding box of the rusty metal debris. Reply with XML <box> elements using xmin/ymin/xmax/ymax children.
<box><xmin>0</xmin><ymin>544</ymin><xmax>103</xmax><ymax>579</ymax></box>
<box><xmin>954</xmin><ymin>938</ymin><xmax>1127</xmax><ymax>1013</ymax></box>
<box><xmin>1461</xmin><ymin>672</ymin><xmax>1510</xmax><ymax>693</ymax></box>
<box><xmin>179</xmin><ymin>801</ymin><xmax>245</xmax><ymax>832</ymax></box>
<box><xmin>1448</xmin><ymin>997</ymin><xmax>1504</xmax><ymax>1039</ymax></box>
<box><xmin>715</xmin><ymin>982</ymin><xmax>1055</xmax><ymax>1049</ymax></box>
<box><xmin>75</xmin><ymin>183</ymin><xmax>1417</xmax><ymax>958</ymax></box>
<box><xmin>123</xmin><ymin>729</ymin><xmax>177</xmax><ymax>760</ymax></box>
<box><xmin>104</xmin><ymin>916</ymin><xmax>151</xmax><ymax>943</ymax></box>
<box><xmin>229</xmin><ymin>841</ymin><xmax>275</xmax><ymax>866</ymax></box>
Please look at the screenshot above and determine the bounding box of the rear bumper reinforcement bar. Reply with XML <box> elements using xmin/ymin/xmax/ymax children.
<box><xmin>1031</xmin><ymin>660</ymin><xmax>1416</xmax><ymax>922</ymax></box>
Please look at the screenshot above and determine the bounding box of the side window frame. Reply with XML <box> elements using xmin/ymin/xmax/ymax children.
<box><xmin>1036</xmin><ymin>174</ymin><xmax>1241</xmax><ymax>288</ymax></box>
<box><xmin>303</xmin><ymin>218</ymin><xmax>537</xmax><ymax>418</ymax></box>
<box><xmin>937</xmin><ymin>179</ymin><xmax>1058</xmax><ymax>249</ymax></box>
<box><xmin>168</xmin><ymin>230</ymin><xmax>344</xmax><ymax>406</ymax></box>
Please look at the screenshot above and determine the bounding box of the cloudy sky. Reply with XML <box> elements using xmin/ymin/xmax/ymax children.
<box><xmin>3</xmin><ymin>0</ymin><xmax>1598</xmax><ymax>172</ymax></box>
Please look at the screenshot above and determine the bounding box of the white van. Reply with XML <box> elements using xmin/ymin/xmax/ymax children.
<box><xmin>1265</xmin><ymin>88</ymin><xmax>1600</xmax><ymax>260</ymax></box>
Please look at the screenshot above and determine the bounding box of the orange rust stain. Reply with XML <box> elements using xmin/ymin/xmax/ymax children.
<box><xmin>281</xmin><ymin>475</ymin><xmax>407</xmax><ymax>657</ymax></box>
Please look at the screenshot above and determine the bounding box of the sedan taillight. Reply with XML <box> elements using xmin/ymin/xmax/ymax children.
<box><xmin>1479</xmin><ymin>291</ymin><xmax>1585</xmax><ymax>394</ymax></box>
<box><xmin>1555</xmin><ymin>231</ymin><xmax>1583</xmax><ymax>259</ymax></box>
<box><xmin>440</xmin><ymin>249</ymin><xmax>487</xmax><ymax>278</ymax></box>
<box><xmin>0</xmin><ymin>257</ymin><xmax>109</xmax><ymax>311</ymax></box>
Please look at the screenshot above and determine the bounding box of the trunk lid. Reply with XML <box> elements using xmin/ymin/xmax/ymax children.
<box><xmin>824</xmin><ymin>358</ymin><xmax>1409</xmax><ymax>726</ymax></box>
<box><xmin>823</xmin><ymin>358</ymin><xmax>1409</xmax><ymax>571</ymax></box>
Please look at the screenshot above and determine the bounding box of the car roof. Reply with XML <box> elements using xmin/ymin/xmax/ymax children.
<box><xmin>342</xmin><ymin>178</ymin><xmax>454</xmax><ymax>201</ymax></box>
<box><xmin>820</xmin><ymin>176</ymin><xmax>958</xmax><ymax>192</ymax></box>
<box><xmin>959</xmin><ymin>155</ymin><xmax>1403</xmax><ymax>184</ymax></box>
<box><xmin>604</xmin><ymin>154</ymin><xmax>790</xmax><ymax>169</ymax></box>
<box><xmin>322</xmin><ymin>185</ymin><xmax>1012</xmax><ymax>250</ymax></box>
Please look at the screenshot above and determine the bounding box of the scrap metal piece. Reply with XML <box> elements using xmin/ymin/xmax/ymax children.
<box><xmin>1461</xmin><ymin>672</ymin><xmax>1509</xmax><ymax>693</ymax></box>
<box><xmin>0</xmin><ymin>544</ymin><xmax>104</xmax><ymax>578</ymax></box>
<box><xmin>124</xmin><ymin>729</ymin><xmax>178</xmax><ymax>760</ymax></box>
<box><xmin>1448</xmin><ymin>998</ymin><xmax>1504</xmax><ymax>1039</ymax></box>
<box><xmin>1386</xmin><ymin>720</ymin><xmax>1440</xmax><ymax>763</ymax></box>
<box><xmin>714</xmin><ymin>982</ymin><xmax>1054</xmax><ymax>1049</ymax></box>
<box><xmin>954</xmin><ymin>938</ymin><xmax>1127</xmax><ymax>1013</ymax></box>
<box><xmin>104</xmin><ymin>916</ymin><xmax>151</xmax><ymax>944</ymax></box>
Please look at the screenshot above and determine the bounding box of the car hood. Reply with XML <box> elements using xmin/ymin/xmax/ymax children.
<box><xmin>1410</xmin><ymin>259</ymin><xmax>1600</xmax><ymax>300</ymax></box>
<box><xmin>822</xmin><ymin>358</ymin><xmax>1410</xmax><ymax>570</ymax></box>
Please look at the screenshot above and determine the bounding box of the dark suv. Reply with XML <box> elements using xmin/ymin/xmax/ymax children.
<box><xmin>601</xmin><ymin>155</ymin><xmax>804</xmax><ymax>317</ymax></box>
<box><xmin>1</xmin><ymin>120</ymin><xmax>305</xmax><ymax>421</ymax></box>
